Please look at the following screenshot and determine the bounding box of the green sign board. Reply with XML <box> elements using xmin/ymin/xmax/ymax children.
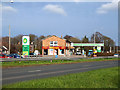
<box><xmin>22</xmin><ymin>36</ymin><xmax>30</xmax><ymax>55</ymax></box>
<box><xmin>22</xmin><ymin>45</ymin><xmax>29</xmax><ymax>55</ymax></box>
<box><xmin>97</xmin><ymin>46</ymin><xmax>101</xmax><ymax>52</ymax></box>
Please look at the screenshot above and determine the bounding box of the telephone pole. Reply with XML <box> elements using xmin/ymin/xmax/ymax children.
<box><xmin>9</xmin><ymin>25</ymin><xmax>11</xmax><ymax>54</ymax></box>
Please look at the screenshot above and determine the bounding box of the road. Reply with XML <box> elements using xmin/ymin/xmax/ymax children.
<box><xmin>2</xmin><ymin>60</ymin><xmax>119</xmax><ymax>85</ymax></box>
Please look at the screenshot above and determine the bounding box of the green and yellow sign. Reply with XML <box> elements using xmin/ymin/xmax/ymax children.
<box><xmin>23</xmin><ymin>38</ymin><xmax>27</xmax><ymax>43</ymax></box>
<box><xmin>97</xmin><ymin>46</ymin><xmax>101</xmax><ymax>52</ymax></box>
<box><xmin>22</xmin><ymin>36</ymin><xmax>30</xmax><ymax>55</ymax></box>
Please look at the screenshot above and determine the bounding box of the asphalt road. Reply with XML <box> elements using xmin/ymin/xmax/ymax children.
<box><xmin>2</xmin><ymin>60</ymin><xmax>119</xmax><ymax>85</ymax></box>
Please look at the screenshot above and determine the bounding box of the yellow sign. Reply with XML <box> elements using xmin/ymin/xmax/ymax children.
<box><xmin>23</xmin><ymin>51</ymin><xmax>29</xmax><ymax>55</ymax></box>
<box><xmin>93</xmin><ymin>49</ymin><xmax>97</xmax><ymax>53</ymax></box>
<box><xmin>49</xmin><ymin>47</ymin><xmax>59</xmax><ymax>49</ymax></box>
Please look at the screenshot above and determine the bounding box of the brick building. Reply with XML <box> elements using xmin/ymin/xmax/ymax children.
<box><xmin>42</xmin><ymin>35</ymin><xmax>74</xmax><ymax>56</ymax></box>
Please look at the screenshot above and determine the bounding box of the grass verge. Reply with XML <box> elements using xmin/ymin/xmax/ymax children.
<box><xmin>3</xmin><ymin>67</ymin><xmax>119</xmax><ymax>88</ymax></box>
<box><xmin>2</xmin><ymin>58</ymin><xmax>119</xmax><ymax>68</ymax></box>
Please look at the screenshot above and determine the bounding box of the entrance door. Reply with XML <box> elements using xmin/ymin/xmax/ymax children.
<box><xmin>44</xmin><ymin>49</ymin><xmax>48</xmax><ymax>55</ymax></box>
<box><xmin>55</xmin><ymin>49</ymin><xmax>58</xmax><ymax>55</ymax></box>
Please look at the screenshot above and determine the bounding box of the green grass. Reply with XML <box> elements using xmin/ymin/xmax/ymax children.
<box><xmin>3</xmin><ymin>67</ymin><xmax>119</xmax><ymax>88</ymax></box>
<box><xmin>2</xmin><ymin>58</ymin><xmax>119</xmax><ymax>67</ymax></box>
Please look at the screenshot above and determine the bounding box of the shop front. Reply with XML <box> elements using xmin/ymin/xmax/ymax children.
<box><xmin>42</xmin><ymin>46</ymin><xmax>66</xmax><ymax>55</ymax></box>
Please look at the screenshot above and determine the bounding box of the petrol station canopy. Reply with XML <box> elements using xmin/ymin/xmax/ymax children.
<box><xmin>71</xmin><ymin>43</ymin><xmax>104</xmax><ymax>47</ymax></box>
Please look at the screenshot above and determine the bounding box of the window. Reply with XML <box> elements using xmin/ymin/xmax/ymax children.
<box><xmin>50</xmin><ymin>41</ymin><xmax>53</xmax><ymax>46</ymax></box>
<box><xmin>61</xmin><ymin>49</ymin><xmax>64</xmax><ymax>54</ymax></box>
<box><xmin>54</xmin><ymin>41</ymin><xmax>58</xmax><ymax>46</ymax></box>
<box><xmin>50</xmin><ymin>41</ymin><xmax>58</xmax><ymax>46</ymax></box>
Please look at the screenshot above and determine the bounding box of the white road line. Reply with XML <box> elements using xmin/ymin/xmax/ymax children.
<box><xmin>28</xmin><ymin>70</ymin><xmax>41</xmax><ymax>72</ymax></box>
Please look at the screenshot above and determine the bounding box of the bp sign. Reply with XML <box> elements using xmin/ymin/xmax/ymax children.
<box><xmin>23</xmin><ymin>38</ymin><xmax>27</xmax><ymax>43</ymax></box>
<box><xmin>22</xmin><ymin>36</ymin><xmax>30</xmax><ymax>55</ymax></box>
<box><xmin>97</xmin><ymin>46</ymin><xmax>101</xmax><ymax>52</ymax></box>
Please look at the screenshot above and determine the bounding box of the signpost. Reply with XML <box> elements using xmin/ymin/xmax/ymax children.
<box><xmin>22</xmin><ymin>36</ymin><xmax>30</xmax><ymax>56</ymax></box>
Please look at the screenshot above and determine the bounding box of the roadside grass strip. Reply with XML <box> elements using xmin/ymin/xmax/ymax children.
<box><xmin>2</xmin><ymin>58</ymin><xmax>119</xmax><ymax>67</ymax></box>
<box><xmin>3</xmin><ymin>67</ymin><xmax>119</xmax><ymax>88</ymax></box>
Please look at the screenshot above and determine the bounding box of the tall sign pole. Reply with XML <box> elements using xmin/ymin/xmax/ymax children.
<box><xmin>9</xmin><ymin>24</ymin><xmax>11</xmax><ymax>54</ymax></box>
<box><xmin>22</xmin><ymin>36</ymin><xmax>30</xmax><ymax>56</ymax></box>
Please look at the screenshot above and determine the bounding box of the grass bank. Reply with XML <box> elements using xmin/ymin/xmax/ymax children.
<box><xmin>3</xmin><ymin>67</ymin><xmax>119</xmax><ymax>88</ymax></box>
<box><xmin>2</xmin><ymin>58</ymin><xmax>119</xmax><ymax>68</ymax></box>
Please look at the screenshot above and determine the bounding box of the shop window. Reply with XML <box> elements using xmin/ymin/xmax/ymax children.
<box><xmin>61</xmin><ymin>49</ymin><xmax>64</xmax><ymax>54</ymax></box>
<box><xmin>54</xmin><ymin>41</ymin><xmax>58</xmax><ymax>46</ymax></box>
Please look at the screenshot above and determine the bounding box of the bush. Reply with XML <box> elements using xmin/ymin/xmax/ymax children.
<box><xmin>96</xmin><ymin>52</ymin><xmax>115</xmax><ymax>56</ymax></box>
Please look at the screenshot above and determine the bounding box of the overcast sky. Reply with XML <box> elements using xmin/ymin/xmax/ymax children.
<box><xmin>2</xmin><ymin>1</ymin><xmax>118</xmax><ymax>45</ymax></box>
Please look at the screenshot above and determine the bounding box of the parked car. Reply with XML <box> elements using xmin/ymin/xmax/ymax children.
<box><xmin>29</xmin><ymin>53</ymin><xmax>35</xmax><ymax>55</ymax></box>
<box><xmin>0</xmin><ymin>54</ymin><xmax>5</xmax><ymax>58</ymax></box>
<box><xmin>76</xmin><ymin>51</ymin><xmax>81</xmax><ymax>55</ymax></box>
<box><xmin>88</xmin><ymin>50</ymin><xmax>93</xmax><ymax>57</ymax></box>
<box><xmin>114</xmin><ymin>54</ymin><xmax>119</xmax><ymax>57</ymax></box>
<box><xmin>6</xmin><ymin>54</ymin><xmax>12</xmax><ymax>58</ymax></box>
<box><xmin>9</xmin><ymin>53</ymin><xmax>23</xmax><ymax>58</ymax></box>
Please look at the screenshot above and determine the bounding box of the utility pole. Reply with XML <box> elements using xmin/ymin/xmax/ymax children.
<box><xmin>9</xmin><ymin>24</ymin><xmax>11</xmax><ymax>54</ymax></box>
<box><xmin>93</xmin><ymin>32</ymin><xmax>95</xmax><ymax>56</ymax></box>
<box><xmin>94</xmin><ymin>32</ymin><xmax>95</xmax><ymax>49</ymax></box>
<box><xmin>94</xmin><ymin>32</ymin><xmax>95</xmax><ymax>44</ymax></box>
<box><xmin>103</xmin><ymin>40</ymin><xmax>104</xmax><ymax>53</ymax></box>
<box><xmin>8</xmin><ymin>0</ymin><xmax>14</xmax><ymax>54</ymax></box>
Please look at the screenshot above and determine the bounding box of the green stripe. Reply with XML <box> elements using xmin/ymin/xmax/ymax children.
<box><xmin>73</xmin><ymin>43</ymin><xmax>104</xmax><ymax>46</ymax></box>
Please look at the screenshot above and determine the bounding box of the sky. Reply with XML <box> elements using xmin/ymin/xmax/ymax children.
<box><xmin>1</xmin><ymin>1</ymin><xmax>118</xmax><ymax>45</ymax></box>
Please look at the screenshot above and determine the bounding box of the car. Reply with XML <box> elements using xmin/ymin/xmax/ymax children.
<box><xmin>9</xmin><ymin>53</ymin><xmax>23</xmax><ymax>58</ymax></box>
<box><xmin>0</xmin><ymin>54</ymin><xmax>5</xmax><ymax>58</ymax></box>
<box><xmin>6</xmin><ymin>54</ymin><xmax>12</xmax><ymax>58</ymax></box>
<box><xmin>88</xmin><ymin>50</ymin><xmax>93</xmax><ymax>57</ymax></box>
<box><xmin>76</xmin><ymin>51</ymin><xmax>81</xmax><ymax>55</ymax></box>
<box><xmin>29</xmin><ymin>53</ymin><xmax>35</xmax><ymax>55</ymax></box>
<box><xmin>114</xmin><ymin>54</ymin><xmax>119</xmax><ymax>57</ymax></box>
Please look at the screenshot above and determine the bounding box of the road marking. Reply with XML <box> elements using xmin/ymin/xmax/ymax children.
<box><xmin>84</xmin><ymin>65</ymin><xmax>91</xmax><ymax>67</ymax></box>
<box><xmin>2</xmin><ymin>64</ymin><xmax>117</xmax><ymax>81</ymax></box>
<box><xmin>28</xmin><ymin>70</ymin><xmax>41</xmax><ymax>72</ymax></box>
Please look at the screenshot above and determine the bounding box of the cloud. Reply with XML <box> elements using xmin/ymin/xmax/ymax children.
<box><xmin>43</xmin><ymin>4</ymin><xmax>67</xmax><ymax>16</ymax></box>
<box><xmin>0</xmin><ymin>4</ymin><xmax>17</xmax><ymax>13</ymax></box>
<box><xmin>74</xmin><ymin>0</ymin><xmax>80</xmax><ymax>3</ymax></box>
<box><xmin>2</xmin><ymin>5</ymin><xmax>17</xmax><ymax>12</ymax></box>
<box><xmin>96</xmin><ymin>0</ymin><xmax>118</xmax><ymax>14</ymax></box>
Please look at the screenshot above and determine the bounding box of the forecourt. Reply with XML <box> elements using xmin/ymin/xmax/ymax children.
<box><xmin>2</xmin><ymin>60</ymin><xmax>118</xmax><ymax>85</ymax></box>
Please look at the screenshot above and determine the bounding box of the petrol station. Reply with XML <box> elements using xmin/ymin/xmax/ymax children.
<box><xmin>71</xmin><ymin>43</ymin><xmax>104</xmax><ymax>56</ymax></box>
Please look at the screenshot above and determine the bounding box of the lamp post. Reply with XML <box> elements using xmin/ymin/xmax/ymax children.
<box><xmin>9</xmin><ymin>24</ymin><xmax>11</xmax><ymax>54</ymax></box>
<box><xmin>8</xmin><ymin>0</ymin><xmax>14</xmax><ymax>54</ymax></box>
<box><xmin>93</xmin><ymin>32</ymin><xmax>96</xmax><ymax>56</ymax></box>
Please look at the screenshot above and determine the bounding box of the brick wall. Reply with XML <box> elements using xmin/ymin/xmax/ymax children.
<box><xmin>42</xmin><ymin>36</ymin><xmax>66</xmax><ymax>47</ymax></box>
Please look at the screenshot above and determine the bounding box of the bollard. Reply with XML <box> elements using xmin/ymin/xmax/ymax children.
<box><xmin>55</xmin><ymin>55</ymin><xmax>58</xmax><ymax>58</ymax></box>
<box><xmin>51</xmin><ymin>60</ymin><xmax>52</xmax><ymax>62</ymax></box>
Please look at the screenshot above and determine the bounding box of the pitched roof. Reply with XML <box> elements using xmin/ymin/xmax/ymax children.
<box><xmin>42</xmin><ymin>35</ymin><xmax>66</xmax><ymax>41</ymax></box>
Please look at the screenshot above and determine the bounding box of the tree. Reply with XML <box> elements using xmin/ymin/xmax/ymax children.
<box><xmin>2</xmin><ymin>37</ymin><xmax>9</xmax><ymax>50</ymax></box>
<box><xmin>82</xmin><ymin>35</ymin><xmax>89</xmax><ymax>43</ymax></box>
<box><xmin>29</xmin><ymin>34</ymin><xmax>37</xmax><ymax>44</ymax></box>
<box><xmin>91</xmin><ymin>32</ymin><xmax>115</xmax><ymax>52</ymax></box>
<box><xmin>11</xmin><ymin>35</ymin><xmax>23</xmax><ymax>53</ymax></box>
<box><xmin>35</xmin><ymin>35</ymin><xmax>46</xmax><ymax>54</ymax></box>
<box><xmin>91</xmin><ymin>32</ymin><xmax>103</xmax><ymax>43</ymax></box>
<box><xmin>64</xmin><ymin>35</ymin><xmax>81</xmax><ymax>43</ymax></box>
<box><xmin>103</xmin><ymin>36</ymin><xmax>115</xmax><ymax>52</ymax></box>
<box><xmin>64</xmin><ymin>35</ymin><xmax>72</xmax><ymax>40</ymax></box>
